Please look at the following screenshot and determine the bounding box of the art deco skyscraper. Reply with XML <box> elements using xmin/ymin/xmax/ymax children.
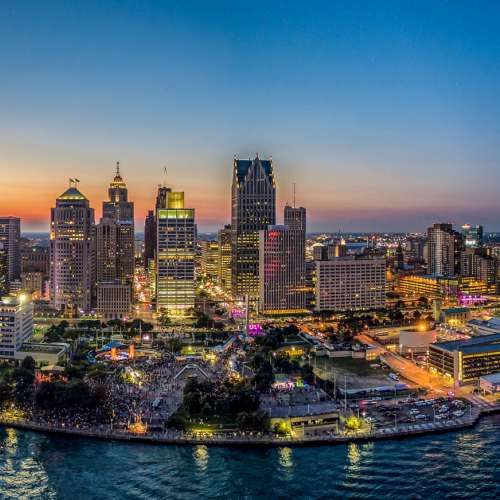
<box><xmin>101</xmin><ymin>162</ymin><xmax>134</xmax><ymax>282</ymax></box>
<box><xmin>231</xmin><ymin>155</ymin><xmax>276</xmax><ymax>298</ymax></box>
<box><xmin>50</xmin><ymin>181</ymin><xmax>94</xmax><ymax>315</ymax></box>
<box><xmin>156</xmin><ymin>188</ymin><xmax>196</xmax><ymax>316</ymax></box>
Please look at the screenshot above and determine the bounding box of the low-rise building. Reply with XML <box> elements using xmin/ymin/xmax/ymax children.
<box><xmin>96</xmin><ymin>281</ymin><xmax>132</xmax><ymax>320</ymax></box>
<box><xmin>440</xmin><ymin>307</ymin><xmax>471</xmax><ymax>327</ymax></box>
<box><xmin>429</xmin><ymin>333</ymin><xmax>500</xmax><ymax>383</ymax></box>
<box><xmin>479</xmin><ymin>373</ymin><xmax>500</xmax><ymax>394</ymax></box>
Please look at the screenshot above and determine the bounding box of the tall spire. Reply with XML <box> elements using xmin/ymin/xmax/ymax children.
<box><xmin>116</xmin><ymin>161</ymin><xmax>121</xmax><ymax>178</ymax></box>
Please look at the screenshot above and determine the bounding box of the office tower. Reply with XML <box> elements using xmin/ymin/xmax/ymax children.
<box><xmin>144</xmin><ymin>210</ymin><xmax>156</xmax><ymax>264</ymax></box>
<box><xmin>427</xmin><ymin>223</ymin><xmax>464</xmax><ymax>277</ymax></box>
<box><xmin>315</xmin><ymin>256</ymin><xmax>386</xmax><ymax>312</ymax></box>
<box><xmin>156</xmin><ymin>189</ymin><xmax>196</xmax><ymax>316</ymax></box>
<box><xmin>259</xmin><ymin>225</ymin><xmax>307</xmax><ymax>313</ymax></box>
<box><xmin>21</xmin><ymin>245</ymin><xmax>49</xmax><ymax>276</ymax></box>
<box><xmin>0</xmin><ymin>244</ymin><xmax>7</xmax><ymax>296</ymax></box>
<box><xmin>50</xmin><ymin>181</ymin><xmax>95</xmax><ymax>315</ymax></box>
<box><xmin>394</xmin><ymin>242</ymin><xmax>405</xmax><ymax>271</ymax></box>
<box><xmin>0</xmin><ymin>217</ymin><xmax>21</xmax><ymax>289</ymax></box>
<box><xmin>461</xmin><ymin>247</ymin><xmax>497</xmax><ymax>286</ymax></box>
<box><xmin>404</xmin><ymin>236</ymin><xmax>426</xmax><ymax>264</ymax></box>
<box><xmin>95</xmin><ymin>218</ymin><xmax>118</xmax><ymax>282</ymax></box>
<box><xmin>0</xmin><ymin>295</ymin><xmax>33</xmax><ymax>360</ymax></box>
<box><xmin>200</xmin><ymin>240</ymin><xmax>219</xmax><ymax>280</ymax></box>
<box><xmin>284</xmin><ymin>205</ymin><xmax>306</xmax><ymax>233</ymax></box>
<box><xmin>231</xmin><ymin>155</ymin><xmax>276</xmax><ymax>298</ymax></box>
<box><xmin>218</xmin><ymin>225</ymin><xmax>232</xmax><ymax>293</ymax></box>
<box><xmin>102</xmin><ymin>163</ymin><xmax>134</xmax><ymax>282</ymax></box>
<box><xmin>461</xmin><ymin>224</ymin><xmax>483</xmax><ymax>248</ymax></box>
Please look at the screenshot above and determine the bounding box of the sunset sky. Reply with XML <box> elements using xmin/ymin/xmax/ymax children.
<box><xmin>1</xmin><ymin>1</ymin><xmax>500</xmax><ymax>233</ymax></box>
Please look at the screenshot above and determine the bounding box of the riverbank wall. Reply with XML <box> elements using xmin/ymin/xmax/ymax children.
<box><xmin>1</xmin><ymin>406</ymin><xmax>498</xmax><ymax>448</ymax></box>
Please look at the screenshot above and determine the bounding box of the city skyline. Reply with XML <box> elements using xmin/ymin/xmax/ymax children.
<box><xmin>2</xmin><ymin>2</ymin><xmax>500</xmax><ymax>232</ymax></box>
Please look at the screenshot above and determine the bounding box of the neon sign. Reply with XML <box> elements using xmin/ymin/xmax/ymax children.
<box><xmin>248</xmin><ymin>323</ymin><xmax>265</xmax><ymax>336</ymax></box>
<box><xmin>458</xmin><ymin>294</ymin><xmax>487</xmax><ymax>306</ymax></box>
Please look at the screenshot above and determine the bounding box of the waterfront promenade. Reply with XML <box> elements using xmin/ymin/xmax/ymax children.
<box><xmin>1</xmin><ymin>404</ymin><xmax>498</xmax><ymax>447</ymax></box>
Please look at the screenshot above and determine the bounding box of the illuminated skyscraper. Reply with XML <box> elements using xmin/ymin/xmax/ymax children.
<box><xmin>259</xmin><ymin>224</ymin><xmax>307</xmax><ymax>314</ymax></box>
<box><xmin>102</xmin><ymin>162</ymin><xmax>134</xmax><ymax>282</ymax></box>
<box><xmin>0</xmin><ymin>217</ymin><xmax>21</xmax><ymax>289</ymax></box>
<box><xmin>50</xmin><ymin>181</ymin><xmax>94</xmax><ymax>315</ymax></box>
<box><xmin>461</xmin><ymin>224</ymin><xmax>483</xmax><ymax>248</ymax></box>
<box><xmin>427</xmin><ymin>223</ymin><xmax>464</xmax><ymax>277</ymax></box>
<box><xmin>156</xmin><ymin>189</ymin><xmax>196</xmax><ymax>316</ymax></box>
<box><xmin>231</xmin><ymin>155</ymin><xmax>276</xmax><ymax>298</ymax></box>
<box><xmin>218</xmin><ymin>225</ymin><xmax>232</xmax><ymax>293</ymax></box>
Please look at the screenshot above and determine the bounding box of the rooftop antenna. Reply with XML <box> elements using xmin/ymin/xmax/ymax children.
<box><xmin>293</xmin><ymin>182</ymin><xmax>296</xmax><ymax>208</ymax></box>
<box><xmin>162</xmin><ymin>166</ymin><xmax>167</xmax><ymax>187</ymax></box>
<box><xmin>74</xmin><ymin>178</ymin><xmax>80</xmax><ymax>187</ymax></box>
<box><xmin>116</xmin><ymin>161</ymin><xmax>121</xmax><ymax>177</ymax></box>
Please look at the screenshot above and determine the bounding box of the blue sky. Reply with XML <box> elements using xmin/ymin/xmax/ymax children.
<box><xmin>1</xmin><ymin>1</ymin><xmax>499</xmax><ymax>232</ymax></box>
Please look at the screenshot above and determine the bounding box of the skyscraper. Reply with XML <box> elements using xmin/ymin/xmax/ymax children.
<box><xmin>50</xmin><ymin>181</ymin><xmax>94</xmax><ymax>315</ymax></box>
<box><xmin>231</xmin><ymin>155</ymin><xmax>276</xmax><ymax>298</ymax></box>
<box><xmin>461</xmin><ymin>224</ymin><xmax>484</xmax><ymax>248</ymax></box>
<box><xmin>102</xmin><ymin>162</ymin><xmax>134</xmax><ymax>282</ymax></box>
<box><xmin>218</xmin><ymin>225</ymin><xmax>232</xmax><ymax>293</ymax></box>
<box><xmin>144</xmin><ymin>210</ymin><xmax>156</xmax><ymax>264</ymax></box>
<box><xmin>0</xmin><ymin>217</ymin><xmax>21</xmax><ymax>289</ymax></box>
<box><xmin>259</xmin><ymin>225</ymin><xmax>307</xmax><ymax>314</ymax></box>
<box><xmin>427</xmin><ymin>223</ymin><xmax>464</xmax><ymax>277</ymax></box>
<box><xmin>156</xmin><ymin>189</ymin><xmax>196</xmax><ymax>316</ymax></box>
<box><xmin>94</xmin><ymin>218</ymin><xmax>118</xmax><ymax>283</ymax></box>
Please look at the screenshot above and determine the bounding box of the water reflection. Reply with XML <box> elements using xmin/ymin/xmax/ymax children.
<box><xmin>278</xmin><ymin>447</ymin><xmax>293</xmax><ymax>468</ymax></box>
<box><xmin>193</xmin><ymin>445</ymin><xmax>209</xmax><ymax>471</ymax></box>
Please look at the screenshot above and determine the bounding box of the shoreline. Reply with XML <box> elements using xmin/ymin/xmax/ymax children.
<box><xmin>1</xmin><ymin>406</ymin><xmax>498</xmax><ymax>447</ymax></box>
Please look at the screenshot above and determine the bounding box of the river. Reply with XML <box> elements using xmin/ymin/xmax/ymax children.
<box><xmin>1</xmin><ymin>415</ymin><xmax>499</xmax><ymax>499</ymax></box>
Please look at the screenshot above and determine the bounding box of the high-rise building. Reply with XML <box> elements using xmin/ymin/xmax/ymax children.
<box><xmin>144</xmin><ymin>210</ymin><xmax>156</xmax><ymax>264</ymax></box>
<box><xmin>21</xmin><ymin>245</ymin><xmax>49</xmax><ymax>276</ymax></box>
<box><xmin>259</xmin><ymin>225</ymin><xmax>307</xmax><ymax>314</ymax></box>
<box><xmin>461</xmin><ymin>224</ymin><xmax>483</xmax><ymax>248</ymax></box>
<box><xmin>315</xmin><ymin>257</ymin><xmax>386</xmax><ymax>312</ymax></box>
<box><xmin>50</xmin><ymin>181</ymin><xmax>95</xmax><ymax>316</ymax></box>
<box><xmin>156</xmin><ymin>189</ymin><xmax>196</xmax><ymax>316</ymax></box>
<box><xmin>200</xmin><ymin>240</ymin><xmax>219</xmax><ymax>280</ymax></box>
<box><xmin>94</xmin><ymin>218</ymin><xmax>118</xmax><ymax>283</ymax></box>
<box><xmin>0</xmin><ymin>244</ymin><xmax>8</xmax><ymax>296</ymax></box>
<box><xmin>218</xmin><ymin>225</ymin><xmax>232</xmax><ymax>293</ymax></box>
<box><xmin>0</xmin><ymin>295</ymin><xmax>33</xmax><ymax>360</ymax></box>
<box><xmin>231</xmin><ymin>155</ymin><xmax>276</xmax><ymax>298</ymax></box>
<box><xmin>0</xmin><ymin>217</ymin><xmax>21</xmax><ymax>289</ymax></box>
<box><xmin>427</xmin><ymin>223</ymin><xmax>464</xmax><ymax>277</ymax></box>
<box><xmin>102</xmin><ymin>163</ymin><xmax>134</xmax><ymax>282</ymax></box>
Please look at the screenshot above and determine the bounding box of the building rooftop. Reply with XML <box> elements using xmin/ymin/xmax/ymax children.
<box><xmin>480</xmin><ymin>372</ymin><xmax>500</xmax><ymax>384</ymax></box>
<box><xmin>442</xmin><ymin>307</ymin><xmax>470</xmax><ymax>314</ymax></box>
<box><xmin>234</xmin><ymin>157</ymin><xmax>273</xmax><ymax>184</ymax></box>
<box><xmin>432</xmin><ymin>333</ymin><xmax>500</xmax><ymax>355</ymax></box>
<box><xmin>18</xmin><ymin>342</ymin><xmax>68</xmax><ymax>354</ymax></box>
<box><xmin>58</xmin><ymin>187</ymin><xmax>87</xmax><ymax>201</ymax></box>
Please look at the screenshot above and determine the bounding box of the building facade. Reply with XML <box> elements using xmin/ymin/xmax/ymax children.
<box><xmin>461</xmin><ymin>224</ymin><xmax>483</xmax><ymax>248</ymax></box>
<box><xmin>0</xmin><ymin>295</ymin><xmax>33</xmax><ymax>360</ymax></box>
<box><xmin>144</xmin><ymin>210</ymin><xmax>156</xmax><ymax>264</ymax></box>
<box><xmin>200</xmin><ymin>240</ymin><xmax>219</xmax><ymax>280</ymax></box>
<box><xmin>156</xmin><ymin>190</ymin><xmax>196</xmax><ymax>316</ymax></box>
<box><xmin>259</xmin><ymin>225</ymin><xmax>307</xmax><ymax>314</ymax></box>
<box><xmin>102</xmin><ymin>163</ymin><xmax>134</xmax><ymax>283</ymax></box>
<box><xmin>231</xmin><ymin>156</ymin><xmax>276</xmax><ymax>298</ymax></box>
<box><xmin>315</xmin><ymin>257</ymin><xmax>386</xmax><ymax>312</ymax></box>
<box><xmin>427</xmin><ymin>223</ymin><xmax>464</xmax><ymax>277</ymax></box>
<box><xmin>50</xmin><ymin>182</ymin><xmax>95</xmax><ymax>315</ymax></box>
<box><xmin>218</xmin><ymin>225</ymin><xmax>232</xmax><ymax>293</ymax></box>
<box><xmin>0</xmin><ymin>217</ymin><xmax>21</xmax><ymax>289</ymax></box>
<box><xmin>96</xmin><ymin>281</ymin><xmax>132</xmax><ymax>320</ymax></box>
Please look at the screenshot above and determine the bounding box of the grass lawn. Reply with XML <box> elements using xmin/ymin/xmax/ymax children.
<box><xmin>315</xmin><ymin>356</ymin><xmax>381</xmax><ymax>377</ymax></box>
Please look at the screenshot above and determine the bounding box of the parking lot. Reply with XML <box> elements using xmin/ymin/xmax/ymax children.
<box><xmin>354</xmin><ymin>397</ymin><xmax>472</xmax><ymax>428</ymax></box>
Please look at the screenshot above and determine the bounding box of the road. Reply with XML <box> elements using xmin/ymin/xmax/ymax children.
<box><xmin>356</xmin><ymin>333</ymin><xmax>455</xmax><ymax>396</ymax></box>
